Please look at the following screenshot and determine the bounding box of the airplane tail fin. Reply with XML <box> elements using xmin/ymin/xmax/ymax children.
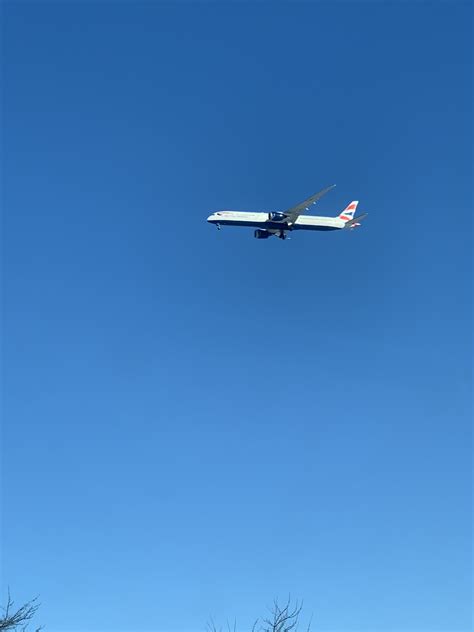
<box><xmin>338</xmin><ymin>201</ymin><xmax>368</xmax><ymax>230</ymax></box>
<box><xmin>338</xmin><ymin>201</ymin><xmax>359</xmax><ymax>221</ymax></box>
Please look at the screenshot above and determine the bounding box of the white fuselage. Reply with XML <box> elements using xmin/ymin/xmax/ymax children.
<box><xmin>207</xmin><ymin>211</ymin><xmax>345</xmax><ymax>232</ymax></box>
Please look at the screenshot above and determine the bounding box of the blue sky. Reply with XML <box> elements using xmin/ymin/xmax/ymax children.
<box><xmin>2</xmin><ymin>2</ymin><xmax>472</xmax><ymax>631</ymax></box>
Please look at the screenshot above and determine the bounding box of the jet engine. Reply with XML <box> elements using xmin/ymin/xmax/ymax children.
<box><xmin>254</xmin><ymin>229</ymin><xmax>272</xmax><ymax>239</ymax></box>
<box><xmin>268</xmin><ymin>212</ymin><xmax>288</xmax><ymax>222</ymax></box>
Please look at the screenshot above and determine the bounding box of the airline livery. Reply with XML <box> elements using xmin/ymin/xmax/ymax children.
<box><xmin>207</xmin><ymin>184</ymin><xmax>368</xmax><ymax>240</ymax></box>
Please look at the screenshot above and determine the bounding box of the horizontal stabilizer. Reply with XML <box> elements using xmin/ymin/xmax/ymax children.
<box><xmin>344</xmin><ymin>213</ymin><xmax>368</xmax><ymax>229</ymax></box>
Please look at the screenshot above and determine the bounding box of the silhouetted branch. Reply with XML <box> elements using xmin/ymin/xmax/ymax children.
<box><xmin>0</xmin><ymin>593</ymin><xmax>42</xmax><ymax>631</ymax></box>
<box><xmin>210</xmin><ymin>597</ymin><xmax>310</xmax><ymax>632</ymax></box>
<box><xmin>260</xmin><ymin>597</ymin><xmax>305</xmax><ymax>632</ymax></box>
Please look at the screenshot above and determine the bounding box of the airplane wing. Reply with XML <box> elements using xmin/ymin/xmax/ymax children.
<box><xmin>284</xmin><ymin>184</ymin><xmax>336</xmax><ymax>224</ymax></box>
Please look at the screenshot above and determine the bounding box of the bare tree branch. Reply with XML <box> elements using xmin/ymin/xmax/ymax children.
<box><xmin>207</xmin><ymin>616</ymin><xmax>222</xmax><ymax>632</ymax></box>
<box><xmin>0</xmin><ymin>593</ymin><xmax>42</xmax><ymax>632</ymax></box>
<box><xmin>210</xmin><ymin>597</ymin><xmax>310</xmax><ymax>632</ymax></box>
<box><xmin>257</xmin><ymin>597</ymin><xmax>309</xmax><ymax>632</ymax></box>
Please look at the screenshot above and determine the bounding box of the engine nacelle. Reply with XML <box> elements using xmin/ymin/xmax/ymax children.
<box><xmin>268</xmin><ymin>211</ymin><xmax>288</xmax><ymax>222</ymax></box>
<box><xmin>254</xmin><ymin>229</ymin><xmax>272</xmax><ymax>239</ymax></box>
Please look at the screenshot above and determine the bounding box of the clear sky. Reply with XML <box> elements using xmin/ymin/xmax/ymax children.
<box><xmin>2</xmin><ymin>2</ymin><xmax>472</xmax><ymax>631</ymax></box>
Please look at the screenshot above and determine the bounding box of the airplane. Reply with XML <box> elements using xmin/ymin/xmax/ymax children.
<box><xmin>207</xmin><ymin>184</ymin><xmax>368</xmax><ymax>239</ymax></box>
